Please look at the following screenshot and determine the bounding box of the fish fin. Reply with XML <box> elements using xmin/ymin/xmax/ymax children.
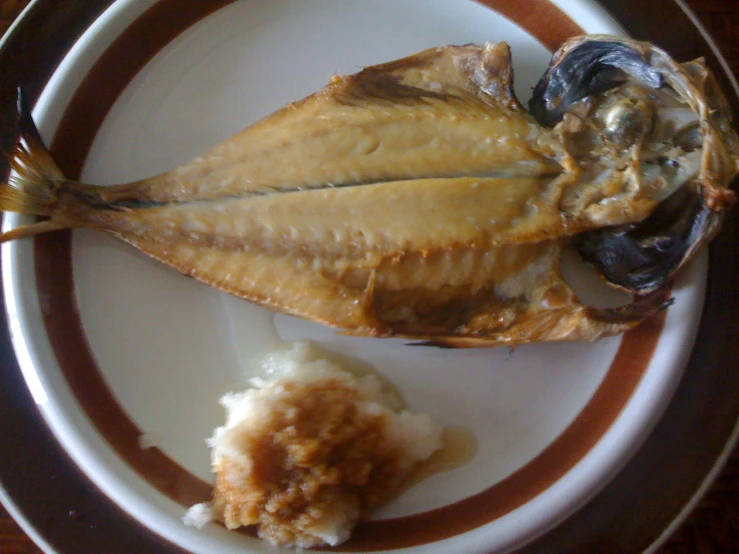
<box><xmin>0</xmin><ymin>219</ymin><xmax>71</xmax><ymax>243</ymax></box>
<box><xmin>411</xmin><ymin>338</ymin><xmax>498</xmax><ymax>349</ymax></box>
<box><xmin>0</xmin><ymin>183</ymin><xmax>47</xmax><ymax>213</ymax></box>
<box><xmin>8</xmin><ymin>88</ymin><xmax>66</xmax><ymax>202</ymax></box>
<box><xmin>586</xmin><ymin>288</ymin><xmax>673</xmax><ymax>323</ymax></box>
<box><xmin>0</xmin><ymin>88</ymin><xmax>73</xmax><ymax>242</ymax></box>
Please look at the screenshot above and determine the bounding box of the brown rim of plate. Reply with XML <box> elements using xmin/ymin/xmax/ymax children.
<box><xmin>27</xmin><ymin>0</ymin><xmax>666</xmax><ymax>551</ymax></box>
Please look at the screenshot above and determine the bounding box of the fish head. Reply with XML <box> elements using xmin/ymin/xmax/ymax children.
<box><xmin>529</xmin><ymin>35</ymin><xmax>739</xmax><ymax>293</ymax></box>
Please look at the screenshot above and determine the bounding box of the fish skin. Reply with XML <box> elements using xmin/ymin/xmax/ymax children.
<box><xmin>7</xmin><ymin>38</ymin><xmax>729</xmax><ymax>346</ymax></box>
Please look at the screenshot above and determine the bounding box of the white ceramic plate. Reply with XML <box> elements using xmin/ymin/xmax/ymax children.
<box><xmin>0</xmin><ymin>1</ymin><xmax>717</xmax><ymax>553</ymax></box>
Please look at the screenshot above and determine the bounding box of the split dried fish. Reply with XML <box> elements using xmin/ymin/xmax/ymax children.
<box><xmin>2</xmin><ymin>35</ymin><xmax>737</xmax><ymax>347</ymax></box>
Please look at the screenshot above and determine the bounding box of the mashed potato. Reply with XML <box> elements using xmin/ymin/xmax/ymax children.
<box><xmin>188</xmin><ymin>341</ymin><xmax>442</xmax><ymax>549</ymax></box>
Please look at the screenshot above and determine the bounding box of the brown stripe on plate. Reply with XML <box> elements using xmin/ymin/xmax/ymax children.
<box><xmin>32</xmin><ymin>0</ymin><xmax>665</xmax><ymax>550</ymax></box>
<box><xmin>51</xmin><ymin>0</ymin><xmax>238</xmax><ymax>179</ymax></box>
<box><xmin>475</xmin><ymin>0</ymin><xmax>583</xmax><ymax>51</ymax></box>
<box><xmin>34</xmin><ymin>231</ymin><xmax>213</xmax><ymax>507</ymax></box>
<box><xmin>38</xmin><ymin>0</ymin><xmax>236</xmax><ymax>514</ymax></box>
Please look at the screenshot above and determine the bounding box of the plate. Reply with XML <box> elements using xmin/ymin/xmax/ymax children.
<box><xmin>0</xmin><ymin>1</ymin><xmax>737</xmax><ymax>553</ymax></box>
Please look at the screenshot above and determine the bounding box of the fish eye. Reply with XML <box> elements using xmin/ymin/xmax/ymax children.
<box><xmin>601</xmin><ymin>95</ymin><xmax>655</xmax><ymax>147</ymax></box>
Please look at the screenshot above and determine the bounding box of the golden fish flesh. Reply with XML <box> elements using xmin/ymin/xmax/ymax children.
<box><xmin>2</xmin><ymin>35</ymin><xmax>737</xmax><ymax>347</ymax></box>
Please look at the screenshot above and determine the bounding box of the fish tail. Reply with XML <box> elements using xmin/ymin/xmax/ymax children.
<box><xmin>0</xmin><ymin>88</ymin><xmax>73</xmax><ymax>242</ymax></box>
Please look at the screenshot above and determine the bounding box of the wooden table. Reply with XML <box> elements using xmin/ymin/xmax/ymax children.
<box><xmin>0</xmin><ymin>1</ymin><xmax>738</xmax><ymax>553</ymax></box>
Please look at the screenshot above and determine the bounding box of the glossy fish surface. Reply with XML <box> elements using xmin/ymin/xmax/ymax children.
<box><xmin>2</xmin><ymin>36</ymin><xmax>737</xmax><ymax>347</ymax></box>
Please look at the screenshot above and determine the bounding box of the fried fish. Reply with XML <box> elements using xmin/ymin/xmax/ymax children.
<box><xmin>2</xmin><ymin>36</ymin><xmax>737</xmax><ymax>346</ymax></box>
